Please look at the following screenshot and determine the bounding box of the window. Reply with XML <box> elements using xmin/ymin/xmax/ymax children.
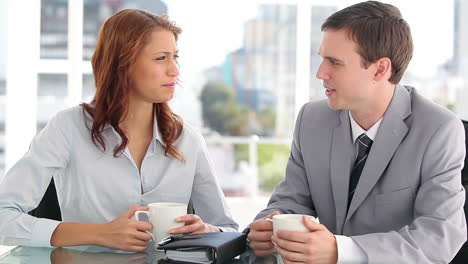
<box><xmin>1</xmin><ymin>0</ymin><xmax>466</xmax><ymax>230</ymax></box>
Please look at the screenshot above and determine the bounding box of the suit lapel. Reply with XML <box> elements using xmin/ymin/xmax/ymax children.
<box><xmin>345</xmin><ymin>85</ymin><xmax>411</xmax><ymax>222</ymax></box>
<box><xmin>330</xmin><ymin>110</ymin><xmax>353</xmax><ymax>234</ymax></box>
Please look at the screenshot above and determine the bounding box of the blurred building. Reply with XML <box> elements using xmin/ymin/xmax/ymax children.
<box><xmin>204</xmin><ymin>4</ymin><xmax>336</xmax><ymax>137</ymax></box>
<box><xmin>309</xmin><ymin>6</ymin><xmax>337</xmax><ymax>100</ymax></box>
<box><xmin>453</xmin><ymin>0</ymin><xmax>468</xmax><ymax>118</ymax></box>
<box><xmin>40</xmin><ymin>0</ymin><xmax>168</xmax><ymax>60</ymax></box>
<box><xmin>0</xmin><ymin>1</ymin><xmax>8</xmax><ymax>173</ymax></box>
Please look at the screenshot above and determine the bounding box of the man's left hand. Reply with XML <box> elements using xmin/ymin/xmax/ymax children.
<box><xmin>272</xmin><ymin>215</ymin><xmax>338</xmax><ymax>264</ymax></box>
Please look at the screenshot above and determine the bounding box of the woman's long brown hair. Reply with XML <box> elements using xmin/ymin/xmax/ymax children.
<box><xmin>81</xmin><ymin>9</ymin><xmax>184</xmax><ymax>161</ymax></box>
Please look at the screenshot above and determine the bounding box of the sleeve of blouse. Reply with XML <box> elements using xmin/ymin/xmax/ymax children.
<box><xmin>0</xmin><ymin>110</ymin><xmax>71</xmax><ymax>247</ymax></box>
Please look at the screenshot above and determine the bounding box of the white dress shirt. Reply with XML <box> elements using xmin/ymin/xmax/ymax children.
<box><xmin>334</xmin><ymin>112</ymin><xmax>382</xmax><ymax>263</ymax></box>
<box><xmin>0</xmin><ymin>106</ymin><xmax>238</xmax><ymax>247</ymax></box>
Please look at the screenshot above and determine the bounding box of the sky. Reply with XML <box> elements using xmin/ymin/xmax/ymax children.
<box><xmin>165</xmin><ymin>0</ymin><xmax>454</xmax><ymax>88</ymax></box>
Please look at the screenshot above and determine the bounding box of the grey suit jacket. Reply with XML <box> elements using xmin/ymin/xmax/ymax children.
<box><xmin>256</xmin><ymin>85</ymin><xmax>466</xmax><ymax>263</ymax></box>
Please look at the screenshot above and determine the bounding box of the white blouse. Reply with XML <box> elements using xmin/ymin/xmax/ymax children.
<box><xmin>0</xmin><ymin>106</ymin><xmax>238</xmax><ymax>247</ymax></box>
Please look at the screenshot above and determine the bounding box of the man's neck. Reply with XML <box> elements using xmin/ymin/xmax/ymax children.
<box><xmin>351</xmin><ymin>83</ymin><xmax>396</xmax><ymax>130</ymax></box>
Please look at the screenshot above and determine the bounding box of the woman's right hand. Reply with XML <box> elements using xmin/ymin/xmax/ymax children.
<box><xmin>97</xmin><ymin>205</ymin><xmax>153</xmax><ymax>252</ymax></box>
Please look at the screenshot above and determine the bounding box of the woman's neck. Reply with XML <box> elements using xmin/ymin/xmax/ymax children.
<box><xmin>120</xmin><ymin>101</ymin><xmax>154</xmax><ymax>135</ymax></box>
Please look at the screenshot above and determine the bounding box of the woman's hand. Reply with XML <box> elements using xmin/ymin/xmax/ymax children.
<box><xmin>97</xmin><ymin>205</ymin><xmax>153</xmax><ymax>252</ymax></box>
<box><xmin>169</xmin><ymin>214</ymin><xmax>220</xmax><ymax>234</ymax></box>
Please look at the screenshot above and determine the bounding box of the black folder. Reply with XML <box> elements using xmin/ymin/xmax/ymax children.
<box><xmin>157</xmin><ymin>232</ymin><xmax>247</xmax><ymax>264</ymax></box>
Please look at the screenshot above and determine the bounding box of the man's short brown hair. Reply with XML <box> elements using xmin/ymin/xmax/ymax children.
<box><xmin>322</xmin><ymin>1</ymin><xmax>413</xmax><ymax>84</ymax></box>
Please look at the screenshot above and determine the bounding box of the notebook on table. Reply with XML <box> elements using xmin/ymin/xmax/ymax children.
<box><xmin>157</xmin><ymin>232</ymin><xmax>247</xmax><ymax>264</ymax></box>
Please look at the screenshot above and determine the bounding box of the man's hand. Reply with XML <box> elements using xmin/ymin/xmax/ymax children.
<box><xmin>169</xmin><ymin>214</ymin><xmax>220</xmax><ymax>234</ymax></box>
<box><xmin>272</xmin><ymin>215</ymin><xmax>338</xmax><ymax>264</ymax></box>
<box><xmin>248</xmin><ymin>211</ymin><xmax>281</xmax><ymax>256</ymax></box>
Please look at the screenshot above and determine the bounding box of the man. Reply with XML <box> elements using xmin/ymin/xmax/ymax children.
<box><xmin>247</xmin><ymin>1</ymin><xmax>466</xmax><ymax>263</ymax></box>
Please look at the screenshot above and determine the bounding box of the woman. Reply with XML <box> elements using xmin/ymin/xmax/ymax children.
<box><xmin>0</xmin><ymin>9</ymin><xmax>238</xmax><ymax>252</ymax></box>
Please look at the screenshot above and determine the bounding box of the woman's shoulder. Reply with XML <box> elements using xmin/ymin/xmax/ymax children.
<box><xmin>176</xmin><ymin>122</ymin><xmax>209</xmax><ymax>152</ymax></box>
<box><xmin>180</xmin><ymin>122</ymin><xmax>204</xmax><ymax>143</ymax></box>
<box><xmin>48</xmin><ymin>105</ymin><xmax>88</xmax><ymax>128</ymax></box>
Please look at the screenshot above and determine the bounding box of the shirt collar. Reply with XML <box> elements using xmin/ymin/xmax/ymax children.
<box><xmin>348</xmin><ymin>111</ymin><xmax>382</xmax><ymax>143</ymax></box>
<box><xmin>98</xmin><ymin>109</ymin><xmax>165</xmax><ymax>146</ymax></box>
<box><xmin>152</xmin><ymin>111</ymin><xmax>165</xmax><ymax>146</ymax></box>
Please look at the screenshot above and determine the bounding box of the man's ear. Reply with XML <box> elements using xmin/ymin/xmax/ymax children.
<box><xmin>373</xmin><ymin>57</ymin><xmax>392</xmax><ymax>82</ymax></box>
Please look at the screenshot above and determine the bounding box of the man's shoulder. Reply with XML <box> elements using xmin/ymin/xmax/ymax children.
<box><xmin>301</xmin><ymin>99</ymin><xmax>340</xmax><ymax>120</ymax></box>
<box><xmin>406</xmin><ymin>86</ymin><xmax>460</xmax><ymax>129</ymax></box>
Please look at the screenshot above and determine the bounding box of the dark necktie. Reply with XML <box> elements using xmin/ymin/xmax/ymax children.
<box><xmin>348</xmin><ymin>133</ymin><xmax>373</xmax><ymax>209</ymax></box>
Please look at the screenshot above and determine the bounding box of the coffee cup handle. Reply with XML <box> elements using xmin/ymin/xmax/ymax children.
<box><xmin>264</xmin><ymin>218</ymin><xmax>276</xmax><ymax>245</ymax></box>
<box><xmin>135</xmin><ymin>211</ymin><xmax>155</xmax><ymax>241</ymax></box>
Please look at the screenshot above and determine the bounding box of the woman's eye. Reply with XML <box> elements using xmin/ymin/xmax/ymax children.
<box><xmin>173</xmin><ymin>55</ymin><xmax>179</xmax><ymax>60</ymax></box>
<box><xmin>155</xmin><ymin>56</ymin><xmax>166</xmax><ymax>61</ymax></box>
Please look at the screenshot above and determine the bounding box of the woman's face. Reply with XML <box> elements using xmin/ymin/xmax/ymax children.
<box><xmin>128</xmin><ymin>29</ymin><xmax>179</xmax><ymax>104</ymax></box>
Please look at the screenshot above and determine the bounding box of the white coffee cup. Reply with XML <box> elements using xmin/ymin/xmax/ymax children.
<box><xmin>267</xmin><ymin>214</ymin><xmax>319</xmax><ymax>234</ymax></box>
<box><xmin>135</xmin><ymin>202</ymin><xmax>187</xmax><ymax>246</ymax></box>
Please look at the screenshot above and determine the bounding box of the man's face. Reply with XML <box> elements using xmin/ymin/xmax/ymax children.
<box><xmin>316</xmin><ymin>28</ymin><xmax>377</xmax><ymax>111</ymax></box>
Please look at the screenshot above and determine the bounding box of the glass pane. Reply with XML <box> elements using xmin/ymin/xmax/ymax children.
<box><xmin>453</xmin><ymin>0</ymin><xmax>468</xmax><ymax>119</ymax></box>
<box><xmin>38</xmin><ymin>73</ymin><xmax>67</xmax><ymax>97</ymax></box>
<box><xmin>0</xmin><ymin>80</ymin><xmax>4</xmax><ymax>96</ymax></box>
<box><xmin>40</xmin><ymin>0</ymin><xmax>68</xmax><ymax>59</ymax></box>
<box><xmin>0</xmin><ymin>1</ymin><xmax>6</xmax><ymax>177</ymax></box>
<box><xmin>82</xmin><ymin>73</ymin><xmax>95</xmax><ymax>102</ymax></box>
<box><xmin>0</xmin><ymin>102</ymin><xmax>4</xmax><ymax>177</ymax></box>
<box><xmin>37</xmin><ymin>73</ymin><xmax>68</xmax><ymax>132</ymax></box>
<box><xmin>190</xmin><ymin>4</ymin><xmax>297</xmax><ymax>138</ymax></box>
<box><xmin>82</xmin><ymin>0</ymin><xmax>168</xmax><ymax>60</ymax></box>
<box><xmin>309</xmin><ymin>6</ymin><xmax>337</xmax><ymax>101</ymax></box>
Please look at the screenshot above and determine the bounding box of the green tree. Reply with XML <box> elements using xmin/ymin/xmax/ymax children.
<box><xmin>257</xmin><ymin>143</ymin><xmax>290</xmax><ymax>192</ymax></box>
<box><xmin>234</xmin><ymin>143</ymin><xmax>290</xmax><ymax>193</ymax></box>
<box><xmin>200</xmin><ymin>82</ymin><xmax>250</xmax><ymax>135</ymax></box>
<box><xmin>257</xmin><ymin>108</ymin><xmax>276</xmax><ymax>136</ymax></box>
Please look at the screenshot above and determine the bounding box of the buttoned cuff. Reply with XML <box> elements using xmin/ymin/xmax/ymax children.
<box><xmin>30</xmin><ymin>218</ymin><xmax>61</xmax><ymax>247</ymax></box>
<box><xmin>335</xmin><ymin>235</ymin><xmax>368</xmax><ymax>264</ymax></box>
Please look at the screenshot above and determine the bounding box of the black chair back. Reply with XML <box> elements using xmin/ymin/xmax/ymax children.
<box><xmin>28</xmin><ymin>178</ymin><xmax>61</xmax><ymax>220</ymax></box>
